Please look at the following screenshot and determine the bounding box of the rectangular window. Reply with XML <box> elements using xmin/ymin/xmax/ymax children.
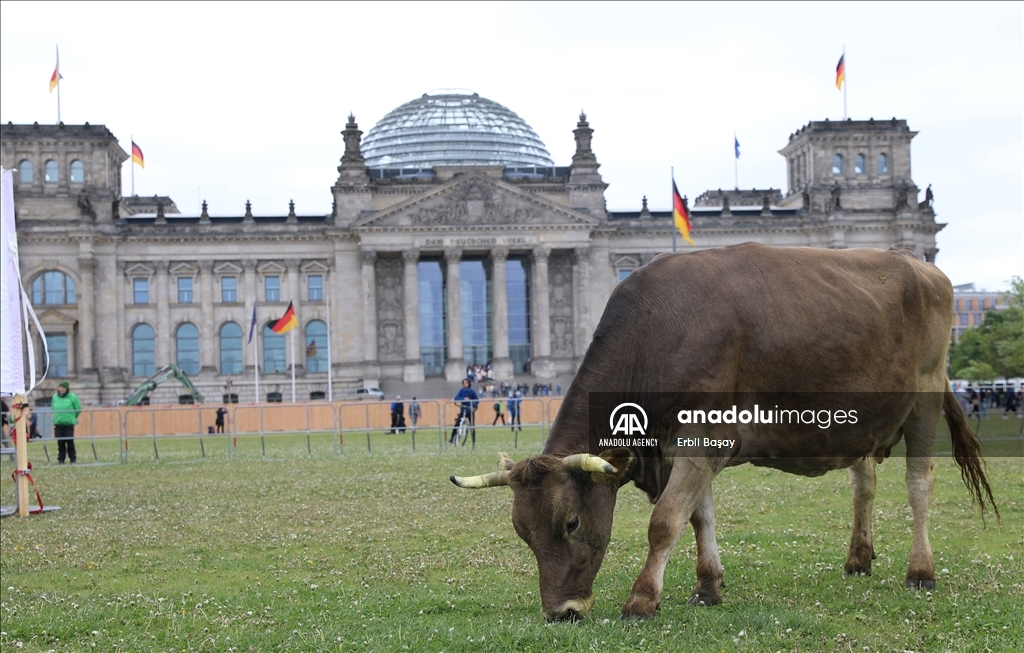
<box><xmin>265</xmin><ymin>275</ymin><xmax>280</xmax><ymax>302</ymax></box>
<box><xmin>221</xmin><ymin>276</ymin><xmax>237</xmax><ymax>303</ymax></box>
<box><xmin>966</xmin><ymin>298</ymin><xmax>974</xmax><ymax>311</ymax></box>
<box><xmin>308</xmin><ymin>274</ymin><xmax>323</xmax><ymax>301</ymax></box>
<box><xmin>960</xmin><ymin>314</ymin><xmax>968</xmax><ymax>326</ymax></box>
<box><xmin>618</xmin><ymin>269</ymin><xmax>633</xmax><ymax>283</ymax></box>
<box><xmin>133</xmin><ymin>278</ymin><xmax>149</xmax><ymax>304</ymax></box>
<box><xmin>45</xmin><ymin>334</ymin><xmax>68</xmax><ymax>377</ymax></box>
<box><xmin>177</xmin><ymin>277</ymin><xmax>193</xmax><ymax>304</ymax></box>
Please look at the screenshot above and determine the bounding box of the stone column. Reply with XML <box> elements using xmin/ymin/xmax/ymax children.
<box><xmin>573</xmin><ymin>247</ymin><xmax>592</xmax><ymax>370</ymax></box>
<box><xmin>155</xmin><ymin>261</ymin><xmax>171</xmax><ymax>368</ymax></box>
<box><xmin>199</xmin><ymin>260</ymin><xmax>216</xmax><ymax>374</ymax></box>
<box><xmin>489</xmin><ymin>247</ymin><xmax>513</xmax><ymax>381</ymax></box>
<box><xmin>402</xmin><ymin>249</ymin><xmax>424</xmax><ymax>383</ymax></box>
<box><xmin>530</xmin><ymin>247</ymin><xmax>554</xmax><ymax>379</ymax></box>
<box><xmin>360</xmin><ymin>249</ymin><xmax>380</xmax><ymax>384</ymax></box>
<box><xmin>443</xmin><ymin>248</ymin><xmax>464</xmax><ymax>382</ymax></box>
<box><xmin>77</xmin><ymin>256</ymin><xmax>96</xmax><ymax>374</ymax></box>
<box><xmin>243</xmin><ymin>260</ymin><xmax>257</xmax><ymax>370</ymax></box>
<box><xmin>114</xmin><ymin>260</ymin><xmax>126</xmax><ymax>374</ymax></box>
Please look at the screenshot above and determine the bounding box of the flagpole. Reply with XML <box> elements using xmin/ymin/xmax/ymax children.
<box><xmin>131</xmin><ymin>134</ymin><xmax>135</xmax><ymax>197</ymax></box>
<box><xmin>843</xmin><ymin>45</ymin><xmax>847</xmax><ymax>121</ymax></box>
<box><xmin>254</xmin><ymin>309</ymin><xmax>260</xmax><ymax>403</ymax></box>
<box><xmin>671</xmin><ymin>166</ymin><xmax>677</xmax><ymax>253</ymax></box>
<box><xmin>290</xmin><ymin>329</ymin><xmax>296</xmax><ymax>402</ymax></box>
<box><xmin>55</xmin><ymin>45</ymin><xmax>61</xmax><ymax>124</ymax></box>
<box><xmin>734</xmin><ymin>132</ymin><xmax>738</xmax><ymax>190</ymax></box>
<box><xmin>326</xmin><ymin>286</ymin><xmax>333</xmax><ymax>402</ymax></box>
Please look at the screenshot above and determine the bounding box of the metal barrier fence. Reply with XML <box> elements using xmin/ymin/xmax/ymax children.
<box><xmin>4</xmin><ymin>396</ymin><xmax>567</xmax><ymax>466</ymax></box>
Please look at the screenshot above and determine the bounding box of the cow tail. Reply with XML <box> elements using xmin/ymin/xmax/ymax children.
<box><xmin>943</xmin><ymin>385</ymin><xmax>999</xmax><ymax>520</ymax></box>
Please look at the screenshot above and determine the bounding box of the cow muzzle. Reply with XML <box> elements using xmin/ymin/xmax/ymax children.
<box><xmin>543</xmin><ymin>595</ymin><xmax>596</xmax><ymax>622</ymax></box>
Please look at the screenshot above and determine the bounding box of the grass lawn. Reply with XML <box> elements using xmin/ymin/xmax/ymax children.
<box><xmin>1</xmin><ymin>424</ymin><xmax>1021</xmax><ymax>652</ymax></box>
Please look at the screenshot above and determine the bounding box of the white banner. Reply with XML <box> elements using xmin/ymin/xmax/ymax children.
<box><xmin>0</xmin><ymin>167</ymin><xmax>25</xmax><ymax>395</ymax></box>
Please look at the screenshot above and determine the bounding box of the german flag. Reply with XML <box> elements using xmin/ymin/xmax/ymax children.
<box><xmin>271</xmin><ymin>301</ymin><xmax>298</xmax><ymax>334</ymax></box>
<box><xmin>131</xmin><ymin>141</ymin><xmax>145</xmax><ymax>168</ymax></box>
<box><xmin>49</xmin><ymin>63</ymin><xmax>61</xmax><ymax>92</ymax></box>
<box><xmin>306</xmin><ymin>341</ymin><xmax>318</xmax><ymax>358</ymax></box>
<box><xmin>672</xmin><ymin>178</ymin><xmax>694</xmax><ymax>246</ymax></box>
<box><xmin>835</xmin><ymin>54</ymin><xmax>845</xmax><ymax>90</ymax></box>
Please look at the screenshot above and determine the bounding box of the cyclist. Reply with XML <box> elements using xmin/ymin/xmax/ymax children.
<box><xmin>451</xmin><ymin>378</ymin><xmax>479</xmax><ymax>445</ymax></box>
<box><xmin>508</xmin><ymin>390</ymin><xmax>522</xmax><ymax>432</ymax></box>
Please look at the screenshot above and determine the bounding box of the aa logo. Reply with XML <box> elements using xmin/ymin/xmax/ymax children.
<box><xmin>610</xmin><ymin>403</ymin><xmax>648</xmax><ymax>436</ymax></box>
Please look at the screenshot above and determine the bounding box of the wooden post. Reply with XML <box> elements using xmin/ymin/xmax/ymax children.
<box><xmin>12</xmin><ymin>394</ymin><xmax>29</xmax><ymax>516</ymax></box>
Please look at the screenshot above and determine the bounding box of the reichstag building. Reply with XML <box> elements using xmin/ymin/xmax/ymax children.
<box><xmin>1</xmin><ymin>91</ymin><xmax>943</xmax><ymax>404</ymax></box>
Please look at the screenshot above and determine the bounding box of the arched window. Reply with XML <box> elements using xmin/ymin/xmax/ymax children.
<box><xmin>18</xmin><ymin>160</ymin><xmax>33</xmax><ymax>183</ymax></box>
<box><xmin>263</xmin><ymin>324</ymin><xmax>286</xmax><ymax>373</ymax></box>
<box><xmin>877</xmin><ymin>153</ymin><xmax>889</xmax><ymax>174</ymax></box>
<box><xmin>831</xmin><ymin>154</ymin><xmax>844</xmax><ymax>175</ymax></box>
<box><xmin>31</xmin><ymin>271</ymin><xmax>76</xmax><ymax>305</ymax></box>
<box><xmin>175</xmin><ymin>323</ymin><xmax>200</xmax><ymax>375</ymax></box>
<box><xmin>219</xmin><ymin>322</ymin><xmax>243</xmax><ymax>374</ymax></box>
<box><xmin>44</xmin><ymin>159</ymin><xmax>58</xmax><ymax>183</ymax></box>
<box><xmin>132</xmin><ymin>324</ymin><xmax>156</xmax><ymax>377</ymax></box>
<box><xmin>69</xmin><ymin>160</ymin><xmax>84</xmax><ymax>183</ymax></box>
<box><xmin>854</xmin><ymin>154</ymin><xmax>865</xmax><ymax>175</ymax></box>
<box><xmin>305</xmin><ymin>320</ymin><xmax>328</xmax><ymax>372</ymax></box>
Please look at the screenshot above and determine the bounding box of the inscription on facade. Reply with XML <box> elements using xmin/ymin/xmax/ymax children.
<box><xmin>418</xmin><ymin>235</ymin><xmax>540</xmax><ymax>248</ymax></box>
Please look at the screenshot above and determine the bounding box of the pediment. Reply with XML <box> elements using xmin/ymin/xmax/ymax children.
<box><xmin>300</xmin><ymin>259</ymin><xmax>331</xmax><ymax>273</ymax></box>
<box><xmin>256</xmin><ymin>261</ymin><xmax>286</xmax><ymax>274</ymax></box>
<box><xmin>354</xmin><ymin>173</ymin><xmax>599</xmax><ymax>229</ymax></box>
<box><xmin>37</xmin><ymin>308</ymin><xmax>78</xmax><ymax>327</ymax></box>
<box><xmin>169</xmin><ymin>261</ymin><xmax>198</xmax><ymax>276</ymax></box>
<box><xmin>214</xmin><ymin>260</ymin><xmax>244</xmax><ymax>275</ymax></box>
<box><xmin>124</xmin><ymin>262</ymin><xmax>154</xmax><ymax>277</ymax></box>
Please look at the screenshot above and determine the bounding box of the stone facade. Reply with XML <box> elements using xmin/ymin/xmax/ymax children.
<box><xmin>2</xmin><ymin>107</ymin><xmax>944</xmax><ymax>406</ymax></box>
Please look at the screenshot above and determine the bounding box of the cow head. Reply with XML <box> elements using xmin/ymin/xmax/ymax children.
<box><xmin>450</xmin><ymin>448</ymin><xmax>634</xmax><ymax>621</ymax></box>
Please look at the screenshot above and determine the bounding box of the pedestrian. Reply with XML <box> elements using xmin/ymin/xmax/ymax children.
<box><xmin>390</xmin><ymin>395</ymin><xmax>405</xmax><ymax>434</ymax></box>
<box><xmin>408</xmin><ymin>396</ymin><xmax>420</xmax><ymax>435</ymax></box>
<box><xmin>51</xmin><ymin>381</ymin><xmax>82</xmax><ymax>464</ymax></box>
<box><xmin>215</xmin><ymin>405</ymin><xmax>228</xmax><ymax>433</ymax></box>
<box><xmin>492</xmin><ymin>397</ymin><xmax>506</xmax><ymax>425</ymax></box>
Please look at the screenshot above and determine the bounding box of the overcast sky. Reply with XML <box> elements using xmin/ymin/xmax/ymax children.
<box><xmin>2</xmin><ymin>1</ymin><xmax>1021</xmax><ymax>290</ymax></box>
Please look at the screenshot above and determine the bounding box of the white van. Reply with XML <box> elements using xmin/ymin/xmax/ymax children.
<box><xmin>355</xmin><ymin>387</ymin><xmax>385</xmax><ymax>400</ymax></box>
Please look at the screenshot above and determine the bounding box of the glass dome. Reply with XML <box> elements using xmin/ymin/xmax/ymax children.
<box><xmin>362</xmin><ymin>91</ymin><xmax>554</xmax><ymax>169</ymax></box>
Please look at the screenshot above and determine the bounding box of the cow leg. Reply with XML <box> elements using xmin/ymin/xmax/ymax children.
<box><xmin>687</xmin><ymin>485</ymin><xmax>725</xmax><ymax>606</ymax></box>
<box><xmin>904</xmin><ymin>455</ymin><xmax>935</xmax><ymax>589</ymax></box>
<box><xmin>621</xmin><ymin>457</ymin><xmax>716</xmax><ymax>619</ymax></box>
<box><xmin>902</xmin><ymin>393</ymin><xmax>940</xmax><ymax>590</ymax></box>
<box><xmin>844</xmin><ymin>456</ymin><xmax>876</xmax><ymax>576</ymax></box>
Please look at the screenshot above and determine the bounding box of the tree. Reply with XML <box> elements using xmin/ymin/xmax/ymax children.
<box><xmin>953</xmin><ymin>360</ymin><xmax>998</xmax><ymax>383</ymax></box>
<box><xmin>948</xmin><ymin>276</ymin><xmax>1024</xmax><ymax>380</ymax></box>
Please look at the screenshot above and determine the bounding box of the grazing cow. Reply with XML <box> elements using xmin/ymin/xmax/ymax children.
<box><xmin>451</xmin><ymin>243</ymin><xmax>997</xmax><ymax>621</ymax></box>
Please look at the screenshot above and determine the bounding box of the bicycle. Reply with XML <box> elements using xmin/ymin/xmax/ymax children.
<box><xmin>452</xmin><ymin>408</ymin><xmax>472</xmax><ymax>446</ymax></box>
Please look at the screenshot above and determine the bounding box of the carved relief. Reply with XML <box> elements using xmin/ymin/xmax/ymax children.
<box><xmin>548</xmin><ymin>251</ymin><xmax>574</xmax><ymax>358</ymax></box>
<box><xmin>375</xmin><ymin>256</ymin><xmax>405</xmax><ymax>362</ymax></box>
<box><xmin>400</xmin><ymin>178</ymin><xmax>545</xmax><ymax>226</ymax></box>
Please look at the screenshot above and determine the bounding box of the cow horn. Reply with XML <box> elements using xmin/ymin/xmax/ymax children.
<box><xmin>450</xmin><ymin>470</ymin><xmax>511</xmax><ymax>488</ymax></box>
<box><xmin>562</xmin><ymin>453</ymin><xmax>617</xmax><ymax>475</ymax></box>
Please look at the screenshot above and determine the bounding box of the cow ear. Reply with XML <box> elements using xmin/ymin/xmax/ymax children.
<box><xmin>598</xmin><ymin>447</ymin><xmax>634</xmax><ymax>482</ymax></box>
<box><xmin>497</xmin><ymin>452</ymin><xmax>514</xmax><ymax>471</ymax></box>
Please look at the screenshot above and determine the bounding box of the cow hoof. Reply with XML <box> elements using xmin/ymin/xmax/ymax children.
<box><xmin>620</xmin><ymin>599</ymin><xmax>659</xmax><ymax>620</ymax></box>
<box><xmin>905</xmin><ymin>577</ymin><xmax>936</xmax><ymax>590</ymax></box>
<box><xmin>686</xmin><ymin>592</ymin><xmax>722</xmax><ymax>607</ymax></box>
<box><xmin>844</xmin><ymin>562</ymin><xmax>872</xmax><ymax>577</ymax></box>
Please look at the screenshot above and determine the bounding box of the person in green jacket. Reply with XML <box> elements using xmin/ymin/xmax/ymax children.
<box><xmin>51</xmin><ymin>380</ymin><xmax>81</xmax><ymax>464</ymax></box>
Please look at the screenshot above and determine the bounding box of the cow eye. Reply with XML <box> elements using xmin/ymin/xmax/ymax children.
<box><xmin>567</xmin><ymin>515</ymin><xmax>580</xmax><ymax>534</ymax></box>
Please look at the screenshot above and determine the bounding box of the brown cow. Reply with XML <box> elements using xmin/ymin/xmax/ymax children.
<box><xmin>451</xmin><ymin>243</ymin><xmax>997</xmax><ymax>621</ymax></box>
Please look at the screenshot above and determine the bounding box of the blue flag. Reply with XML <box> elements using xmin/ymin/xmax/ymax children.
<box><xmin>248</xmin><ymin>305</ymin><xmax>257</xmax><ymax>344</ymax></box>
<box><xmin>734</xmin><ymin>135</ymin><xmax>740</xmax><ymax>159</ymax></box>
